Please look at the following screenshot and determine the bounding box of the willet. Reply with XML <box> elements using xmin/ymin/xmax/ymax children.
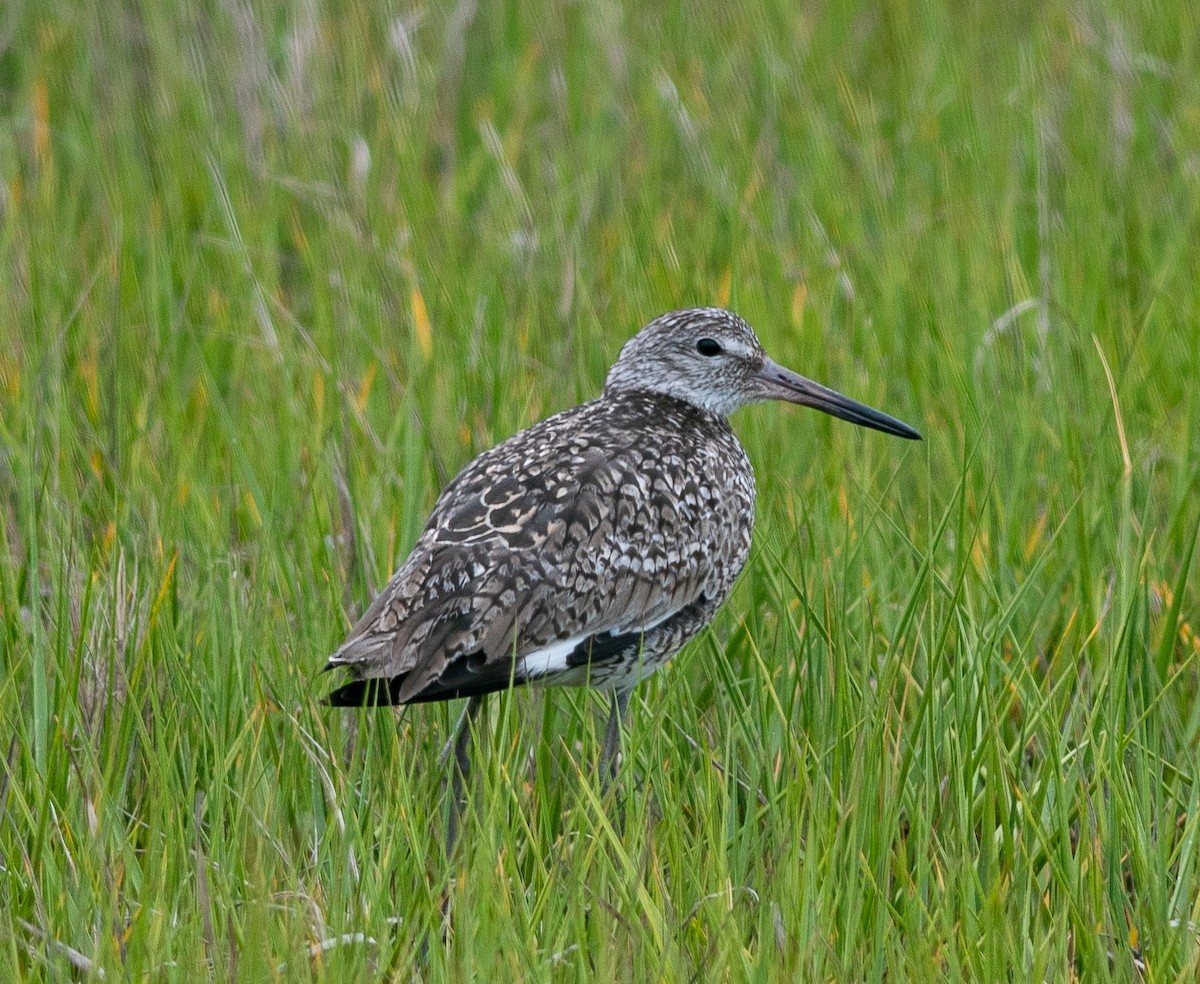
<box><xmin>323</xmin><ymin>308</ymin><xmax>920</xmax><ymax>844</ymax></box>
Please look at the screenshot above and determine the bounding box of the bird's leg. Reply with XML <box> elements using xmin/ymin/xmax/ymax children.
<box><xmin>601</xmin><ymin>687</ymin><xmax>632</xmax><ymax>786</ymax></box>
<box><xmin>445</xmin><ymin>695</ymin><xmax>486</xmax><ymax>858</ymax></box>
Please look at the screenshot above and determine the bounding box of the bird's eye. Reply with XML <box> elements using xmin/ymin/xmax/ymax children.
<box><xmin>696</xmin><ymin>338</ymin><xmax>722</xmax><ymax>357</ymax></box>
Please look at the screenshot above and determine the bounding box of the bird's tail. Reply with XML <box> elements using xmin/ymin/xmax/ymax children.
<box><xmin>322</xmin><ymin>676</ymin><xmax>407</xmax><ymax>706</ymax></box>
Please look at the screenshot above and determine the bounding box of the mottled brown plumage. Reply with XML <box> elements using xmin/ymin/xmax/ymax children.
<box><xmin>323</xmin><ymin>308</ymin><xmax>919</xmax><ymax>789</ymax></box>
<box><xmin>326</xmin><ymin>387</ymin><xmax>754</xmax><ymax>705</ymax></box>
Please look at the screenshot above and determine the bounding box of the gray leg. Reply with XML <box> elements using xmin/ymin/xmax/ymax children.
<box><xmin>445</xmin><ymin>695</ymin><xmax>486</xmax><ymax>857</ymax></box>
<box><xmin>601</xmin><ymin>688</ymin><xmax>632</xmax><ymax>784</ymax></box>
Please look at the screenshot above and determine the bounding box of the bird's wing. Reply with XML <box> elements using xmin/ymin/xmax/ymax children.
<box><xmin>326</xmin><ymin>401</ymin><xmax>741</xmax><ymax>703</ymax></box>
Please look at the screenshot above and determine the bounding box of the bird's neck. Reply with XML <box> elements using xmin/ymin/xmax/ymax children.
<box><xmin>601</xmin><ymin>386</ymin><xmax>734</xmax><ymax>432</ymax></box>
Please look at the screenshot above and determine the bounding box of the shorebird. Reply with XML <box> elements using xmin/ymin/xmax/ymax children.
<box><xmin>323</xmin><ymin>308</ymin><xmax>919</xmax><ymax>839</ymax></box>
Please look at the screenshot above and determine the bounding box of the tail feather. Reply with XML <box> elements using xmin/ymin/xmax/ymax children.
<box><xmin>323</xmin><ymin>669</ymin><xmax>525</xmax><ymax>707</ymax></box>
<box><xmin>322</xmin><ymin>676</ymin><xmax>407</xmax><ymax>706</ymax></box>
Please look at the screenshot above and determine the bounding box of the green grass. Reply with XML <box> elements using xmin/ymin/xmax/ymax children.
<box><xmin>2</xmin><ymin>0</ymin><xmax>1199</xmax><ymax>979</ymax></box>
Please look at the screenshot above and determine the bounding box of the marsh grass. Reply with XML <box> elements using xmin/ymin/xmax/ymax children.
<box><xmin>2</xmin><ymin>0</ymin><xmax>1199</xmax><ymax>979</ymax></box>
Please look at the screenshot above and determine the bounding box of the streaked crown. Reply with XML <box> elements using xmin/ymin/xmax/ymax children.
<box><xmin>604</xmin><ymin>308</ymin><xmax>769</xmax><ymax>417</ymax></box>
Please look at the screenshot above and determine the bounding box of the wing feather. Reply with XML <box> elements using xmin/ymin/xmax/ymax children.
<box><xmin>324</xmin><ymin>394</ymin><xmax>753</xmax><ymax>704</ymax></box>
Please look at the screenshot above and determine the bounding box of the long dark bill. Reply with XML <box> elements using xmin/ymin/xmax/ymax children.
<box><xmin>755</xmin><ymin>358</ymin><xmax>922</xmax><ymax>440</ymax></box>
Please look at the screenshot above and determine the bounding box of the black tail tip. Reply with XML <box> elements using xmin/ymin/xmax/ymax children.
<box><xmin>322</xmin><ymin>677</ymin><xmax>402</xmax><ymax>707</ymax></box>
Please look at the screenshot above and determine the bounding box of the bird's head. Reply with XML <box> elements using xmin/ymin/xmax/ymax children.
<box><xmin>604</xmin><ymin>307</ymin><xmax>922</xmax><ymax>439</ymax></box>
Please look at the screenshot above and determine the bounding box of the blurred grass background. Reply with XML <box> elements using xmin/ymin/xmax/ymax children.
<box><xmin>1</xmin><ymin>0</ymin><xmax>1199</xmax><ymax>979</ymax></box>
